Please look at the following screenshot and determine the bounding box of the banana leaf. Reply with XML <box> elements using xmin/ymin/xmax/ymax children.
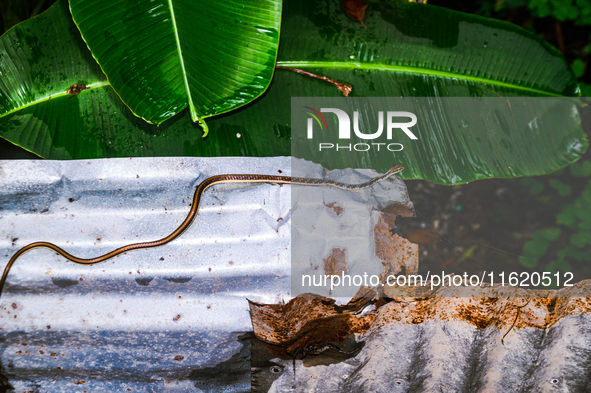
<box><xmin>68</xmin><ymin>0</ymin><xmax>281</xmax><ymax>133</ymax></box>
<box><xmin>0</xmin><ymin>0</ymin><xmax>586</xmax><ymax>184</ymax></box>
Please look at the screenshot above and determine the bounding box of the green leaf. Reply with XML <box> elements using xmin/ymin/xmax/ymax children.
<box><xmin>557</xmin><ymin>246</ymin><xmax>585</xmax><ymax>261</ymax></box>
<box><xmin>0</xmin><ymin>0</ymin><xmax>289</xmax><ymax>159</ymax></box>
<box><xmin>571</xmin><ymin>59</ymin><xmax>586</xmax><ymax>78</ymax></box>
<box><xmin>279</xmin><ymin>1</ymin><xmax>586</xmax><ymax>182</ymax></box>
<box><xmin>69</xmin><ymin>0</ymin><xmax>281</xmax><ymax>130</ymax></box>
<box><xmin>580</xmin><ymin>82</ymin><xmax>591</xmax><ymax>96</ymax></box>
<box><xmin>524</xmin><ymin>239</ymin><xmax>549</xmax><ymax>256</ymax></box>
<box><xmin>548</xmin><ymin>179</ymin><xmax>572</xmax><ymax>196</ymax></box>
<box><xmin>556</xmin><ymin>211</ymin><xmax>577</xmax><ymax>228</ymax></box>
<box><xmin>570</xmin><ymin>231</ymin><xmax>591</xmax><ymax>247</ymax></box>
<box><xmin>548</xmin><ymin>258</ymin><xmax>572</xmax><ymax>273</ymax></box>
<box><xmin>278</xmin><ymin>1</ymin><xmax>579</xmax><ymax>97</ymax></box>
<box><xmin>574</xmin><ymin>207</ymin><xmax>591</xmax><ymax>221</ymax></box>
<box><xmin>537</xmin><ymin>227</ymin><xmax>562</xmax><ymax>241</ymax></box>
<box><xmin>581</xmin><ymin>185</ymin><xmax>591</xmax><ymax>203</ymax></box>
<box><xmin>0</xmin><ymin>0</ymin><xmax>588</xmax><ymax>186</ymax></box>
<box><xmin>455</xmin><ymin>244</ymin><xmax>478</xmax><ymax>265</ymax></box>
<box><xmin>525</xmin><ymin>179</ymin><xmax>545</xmax><ymax>195</ymax></box>
<box><xmin>519</xmin><ymin>256</ymin><xmax>539</xmax><ymax>268</ymax></box>
<box><xmin>570</xmin><ymin>160</ymin><xmax>591</xmax><ymax>176</ymax></box>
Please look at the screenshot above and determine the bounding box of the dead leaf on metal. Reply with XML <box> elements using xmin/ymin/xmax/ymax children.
<box><xmin>342</xmin><ymin>0</ymin><xmax>369</xmax><ymax>28</ymax></box>
<box><xmin>248</xmin><ymin>293</ymin><xmax>375</xmax><ymax>358</ymax></box>
<box><xmin>381</xmin><ymin>203</ymin><xmax>414</xmax><ymax>220</ymax></box>
<box><xmin>343</xmin><ymin>286</ymin><xmax>377</xmax><ymax>312</ymax></box>
<box><xmin>395</xmin><ymin>216</ymin><xmax>442</xmax><ymax>244</ymax></box>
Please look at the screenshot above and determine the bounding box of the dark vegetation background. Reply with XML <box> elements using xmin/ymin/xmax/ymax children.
<box><xmin>1</xmin><ymin>0</ymin><xmax>590</xmax><ymax>286</ymax></box>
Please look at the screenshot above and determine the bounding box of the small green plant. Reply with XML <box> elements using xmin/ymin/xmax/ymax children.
<box><xmin>528</xmin><ymin>0</ymin><xmax>591</xmax><ymax>25</ymax></box>
<box><xmin>520</xmin><ymin>227</ymin><xmax>562</xmax><ymax>269</ymax></box>
<box><xmin>481</xmin><ymin>0</ymin><xmax>591</xmax><ymax>25</ymax></box>
<box><xmin>518</xmin><ymin>159</ymin><xmax>591</xmax><ymax>286</ymax></box>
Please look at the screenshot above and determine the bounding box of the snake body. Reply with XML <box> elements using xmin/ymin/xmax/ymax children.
<box><xmin>0</xmin><ymin>165</ymin><xmax>403</xmax><ymax>298</ymax></box>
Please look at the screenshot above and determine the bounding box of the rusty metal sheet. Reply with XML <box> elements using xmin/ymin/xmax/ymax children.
<box><xmin>253</xmin><ymin>283</ymin><xmax>591</xmax><ymax>392</ymax></box>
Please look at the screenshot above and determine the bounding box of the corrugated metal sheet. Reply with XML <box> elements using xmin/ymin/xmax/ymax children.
<box><xmin>3</xmin><ymin>157</ymin><xmax>589</xmax><ymax>393</ymax></box>
<box><xmin>0</xmin><ymin>157</ymin><xmax>410</xmax><ymax>392</ymax></box>
<box><xmin>257</xmin><ymin>284</ymin><xmax>591</xmax><ymax>392</ymax></box>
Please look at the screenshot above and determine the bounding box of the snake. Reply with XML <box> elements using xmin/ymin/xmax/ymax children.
<box><xmin>0</xmin><ymin>165</ymin><xmax>404</xmax><ymax>298</ymax></box>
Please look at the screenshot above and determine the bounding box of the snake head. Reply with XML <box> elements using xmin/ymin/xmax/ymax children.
<box><xmin>388</xmin><ymin>164</ymin><xmax>404</xmax><ymax>175</ymax></box>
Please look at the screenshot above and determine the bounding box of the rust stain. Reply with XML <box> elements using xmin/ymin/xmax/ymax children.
<box><xmin>373</xmin><ymin>281</ymin><xmax>591</xmax><ymax>332</ymax></box>
<box><xmin>374</xmin><ymin>212</ymin><xmax>419</xmax><ymax>279</ymax></box>
<box><xmin>323</xmin><ymin>248</ymin><xmax>347</xmax><ymax>276</ymax></box>
<box><xmin>248</xmin><ymin>283</ymin><xmax>591</xmax><ymax>370</ymax></box>
<box><xmin>325</xmin><ymin>202</ymin><xmax>344</xmax><ymax>216</ymax></box>
<box><xmin>348</xmin><ymin>313</ymin><xmax>377</xmax><ymax>332</ymax></box>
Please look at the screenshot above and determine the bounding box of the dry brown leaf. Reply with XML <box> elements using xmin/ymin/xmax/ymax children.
<box><xmin>342</xmin><ymin>0</ymin><xmax>369</xmax><ymax>28</ymax></box>
<box><xmin>276</xmin><ymin>66</ymin><xmax>352</xmax><ymax>96</ymax></box>
<box><xmin>248</xmin><ymin>293</ymin><xmax>375</xmax><ymax>357</ymax></box>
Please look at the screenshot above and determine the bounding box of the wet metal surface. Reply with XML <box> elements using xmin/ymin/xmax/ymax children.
<box><xmin>0</xmin><ymin>157</ymin><xmax>409</xmax><ymax>392</ymax></box>
<box><xmin>1</xmin><ymin>157</ymin><xmax>295</xmax><ymax>392</ymax></box>
<box><xmin>261</xmin><ymin>283</ymin><xmax>591</xmax><ymax>392</ymax></box>
<box><xmin>2</xmin><ymin>158</ymin><xmax>590</xmax><ymax>392</ymax></box>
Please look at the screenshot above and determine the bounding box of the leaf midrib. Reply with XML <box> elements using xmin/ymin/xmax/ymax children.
<box><xmin>0</xmin><ymin>81</ymin><xmax>111</xmax><ymax>119</ymax></box>
<box><xmin>167</xmin><ymin>0</ymin><xmax>197</xmax><ymax>122</ymax></box>
<box><xmin>277</xmin><ymin>61</ymin><xmax>566</xmax><ymax>97</ymax></box>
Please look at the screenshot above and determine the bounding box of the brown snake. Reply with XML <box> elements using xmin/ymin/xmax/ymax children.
<box><xmin>0</xmin><ymin>165</ymin><xmax>404</xmax><ymax>299</ymax></box>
